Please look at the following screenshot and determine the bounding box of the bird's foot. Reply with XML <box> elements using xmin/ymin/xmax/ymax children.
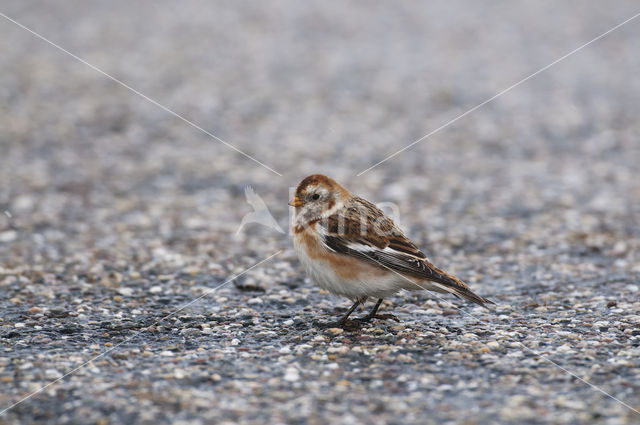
<box><xmin>313</xmin><ymin>313</ymin><xmax>399</xmax><ymax>330</ymax></box>
<box><xmin>313</xmin><ymin>319</ymin><xmax>356</xmax><ymax>329</ymax></box>
<box><xmin>355</xmin><ymin>313</ymin><xmax>400</xmax><ymax>323</ymax></box>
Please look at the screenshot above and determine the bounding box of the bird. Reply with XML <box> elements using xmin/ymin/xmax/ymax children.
<box><xmin>236</xmin><ymin>186</ymin><xmax>284</xmax><ymax>235</ymax></box>
<box><xmin>289</xmin><ymin>174</ymin><xmax>494</xmax><ymax>326</ymax></box>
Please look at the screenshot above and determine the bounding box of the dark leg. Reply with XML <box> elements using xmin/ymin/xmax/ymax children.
<box><xmin>367</xmin><ymin>298</ymin><xmax>384</xmax><ymax>318</ymax></box>
<box><xmin>357</xmin><ymin>298</ymin><xmax>399</xmax><ymax>323</ymax></box>
<box><xmin>336</xmin><ymin>300</ymin><xmax>360</xmax><ymax>326</ymax></box>
<box><xmin>314</xmin><ymin>300</ymin><xmax>361</xmax><ymax>328</ymax></box>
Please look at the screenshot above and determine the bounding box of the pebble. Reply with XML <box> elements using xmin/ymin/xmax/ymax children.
<box><xmin>327</xmin><ymin>346</ymin><xmax>350</xmax><ymax>355</ymax></box>
<box><xmin>486</xmin><ymin>341</ymin><xmax>500</xmax><ymax>350</ymax></box>
<box><xmin>117</xmin><ymin>287</ymin><xmax>134</xmax><ymax>297</ymax></box>
<box><xmin>0</xmin><ymin>231</ymin><xmax>17</xmax><ymax>243</ymax></box>
<box><xmin>283</xmin><ymin>367</ymin><xmax>300</xmax><ymax>382</ymax></box>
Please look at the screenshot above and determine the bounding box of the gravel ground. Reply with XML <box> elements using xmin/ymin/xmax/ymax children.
<box><xmin>1</xmin><ymin>1</ymin><xmax>640</xmax><ymax>424</ymax></box>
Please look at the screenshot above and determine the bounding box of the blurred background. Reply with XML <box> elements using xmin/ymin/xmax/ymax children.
<box><xmin>1</xmin><ymin>1</ymin><xmax>639</xmax><ymax>424</ymax></box>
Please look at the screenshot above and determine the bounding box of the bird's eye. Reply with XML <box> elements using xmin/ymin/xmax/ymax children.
<box><xmin>312</xmin><ymin>193</ymin><xmax>320</xmax><ymax>200</ymax></box>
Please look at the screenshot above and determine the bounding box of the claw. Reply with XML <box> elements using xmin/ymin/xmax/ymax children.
<box><xmin>314</xmin><ymin>318</ymin><xmax>361</xmax><ymax>329</ymax></box>
<box><xmin>355</xmin><ymin>313</ymin><xmax>400</xmax><ymax>323</ymax></box>
<box><xmin>372</xmin><ymin>313</ymin><xmax>400</xmax><ymax>322</ymax></box>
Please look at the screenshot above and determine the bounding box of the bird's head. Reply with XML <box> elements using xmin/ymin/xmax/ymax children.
<box><xmin>289</xmin><ymin>174</ymin><xmax>349</xmax><ymax>225</ymax></box>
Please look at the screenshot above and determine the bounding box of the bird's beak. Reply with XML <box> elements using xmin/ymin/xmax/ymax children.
<box><xmin>288</xmin><ymin>196</ymin><xmax>303</xmax><ymax>207</ymax></box>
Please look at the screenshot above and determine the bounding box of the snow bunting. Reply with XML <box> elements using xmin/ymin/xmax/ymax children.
<box><xmin>289</xmin><ymin>174</ymin><xmax>494</xmax><ymax>326</ymax></box>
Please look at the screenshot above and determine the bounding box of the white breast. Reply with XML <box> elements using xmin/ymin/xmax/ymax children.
<box><xmin>293</xmin><ymin>232</ymin><xmax>405</xmax><ymax>301</ymax></box>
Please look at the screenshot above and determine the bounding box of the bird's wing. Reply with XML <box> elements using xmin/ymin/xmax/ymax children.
<box><xmin>318</xmin><ymin>197</ymin><xmax>493</xmax><ymax>307</ymax></box>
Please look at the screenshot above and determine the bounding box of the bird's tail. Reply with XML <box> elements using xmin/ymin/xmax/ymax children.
<box><xmin>427</xmin><ymin>265</ymin><xmax>495</xmax><ymax>310</ymax></box>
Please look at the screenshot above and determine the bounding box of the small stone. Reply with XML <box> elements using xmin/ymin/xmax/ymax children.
<box><xmin>487</xmin><ymin>341</ymin><xmax>500</xmax><ymax>350</ymax></box>
<box><xmin>13</xmin><ymin>195</ymin><xmax>33</xmax><ymax>210</ymax></box>
<box><xmin>326</xmin><ymin>328</ymin><xmax>343</xmax><ymax>335</ymax></box>
<box><xmin>327</xmin><ymin>346</ymin><xmax>349</xmax><ymax>355</ymax></box>
<box><xmin>284</xmin><ymin>367</ymin><xmax>299</xmax><ymax>382</ymax></box>
<box><xmin>0</xmin><ymin>231</ymin><xmax>17</xmax><ymax>243</ymax></box>
<box><xmin>397</xmin><ymin>354</ymin><xmax>413</xmax><ymax>362</ymax></box>
<box><xmin>45</xmin><ymin>369</ymin><xmax>62</xmax><ymax>379</ymax></box>
<box><xmin>184</xmin><ymin>266</ymin><xmax>200</xmax><ymax>275</ymax></box>
<box><xmin>117</xmin><ymin>287</ymin><xmax>134</xmax><ymax>297</ymax></box>
<box><xmin>610</xmin><ymin>241</ymin><xmax>627</xmax><ymax>256</ymax></box>
<box><xmin>89</xmin><ymin>263</ymin><xmax>104</xmax><ymax>274</ymax></box>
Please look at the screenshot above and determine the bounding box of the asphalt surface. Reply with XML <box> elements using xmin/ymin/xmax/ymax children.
<box><xmin>1</xmin><ymin>1</ymin><xmax>640</xmax><ymax>424</ymax></box>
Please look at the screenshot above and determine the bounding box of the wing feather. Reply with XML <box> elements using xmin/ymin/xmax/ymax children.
<box><xmin>319</xmin><ymin>197</ymin><xmax>493</xmax><ymax>307</ymax></box>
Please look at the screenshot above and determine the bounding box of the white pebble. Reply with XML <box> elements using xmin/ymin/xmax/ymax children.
<box><xmin>117</xmin><ymin>287</ymin><xmax>134</xmax><ymax>297</ymax></box>
<box><xmin>0</xmin><ymin>231</ymin><xmax>17</xmax><ymax>243</ymax></box>
<box><xmin>45</xmin><ymin>369</ymin><xmax>62</xmax><ymax>379</ymax></box>
<box><xmin>284</xmin><ymin>367</ymin><xmax>299</xmax><ymax>381</ymax></box>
